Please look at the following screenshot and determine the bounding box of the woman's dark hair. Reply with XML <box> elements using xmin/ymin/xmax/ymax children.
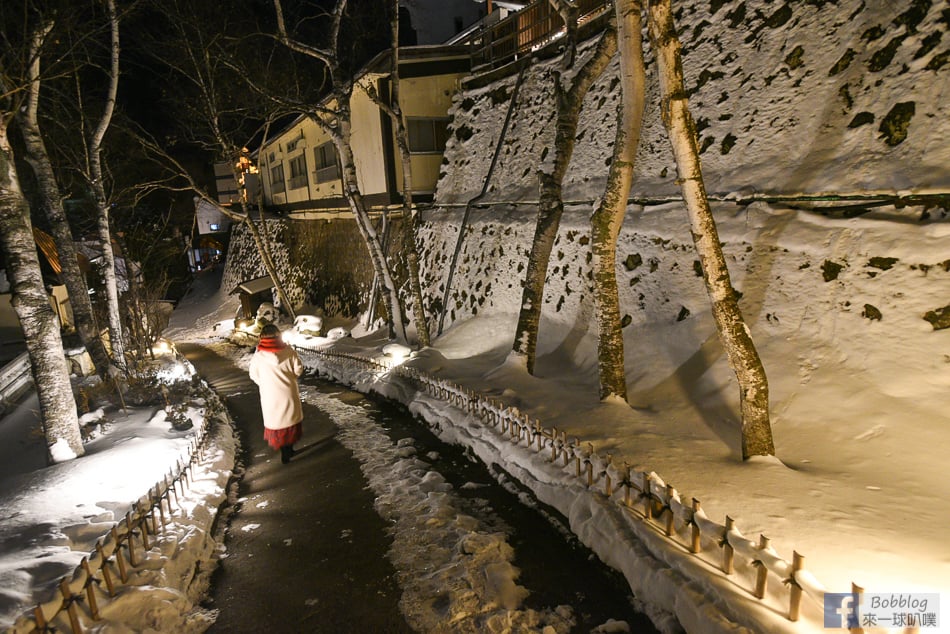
<box><xmin>260</xmin><ymin>324</ymin><xmax>280</xmax><ymax>338</ymax></box>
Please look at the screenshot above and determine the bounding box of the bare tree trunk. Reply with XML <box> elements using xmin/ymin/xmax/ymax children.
<box><xmin>388</xmin><ymin>4</ymin><xmax>430</xmax><ymax>347</ymax></box>
<box><xmin>591</xmin><ymin>0</ymin><xmax>646</xmax><ymax>402</ymax></box>
<box><xmin>244</xmin><ymin>207</ymin><xmax>296</xmax><ymax>319</ymax></box>
<box><xmin>513</xmin><ymin>11</ymin><xmax>617</xmax><ymax>374</ymax></box>
<box><xmin>86</xmin><ymin>0</ymin><xmax>125</xmax><ymax>371</ymax></box>
<box><xmin>646</xmin><ymin>0</ymin><xmax>774</xmax><ymax>459</ymax></box>
<box><xmin>359</xmin><ymin>2</ymin><xmax>430</xmax><ymax>345</ymax></box>
<box><xmin>18</xmin><ymin>21</ymin><xmax>112</xmax><ymax>379</ymax></box>
<box><xmin>0</xmin><ymin>123</ymin><xmax>84</xmax><ymax>462</ymax></box>
<box><xmin>335</xmin><ymin>109</ymin><xmax>408</xmax><ymax>342</ymax></box>
<box><xmin>273</xmin><ymin>0</ymin><xmax>407</xmax><ymax>343</ymax></box>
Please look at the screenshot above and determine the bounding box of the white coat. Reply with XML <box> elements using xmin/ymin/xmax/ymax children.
<box><xmin>249</xmin><ymin>345</ymin><xmax>304</xmax><ymax>430</ymax></box>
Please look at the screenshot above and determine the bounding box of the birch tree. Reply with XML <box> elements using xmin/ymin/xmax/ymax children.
<box><xmin>0</xmin><ymin>64</ymin><xmax>84</xmax><ymax>461</ymax></box>
<box><xmin>358</xmin><ymin>0</ymin><xmax>430</xmax><ymax>346</ymax></box>
<box><xmin>512</xmin><ymin>3</ymin><xmax>618</xmax><ymax>374</ymax></box>
<box><xmin>134</xmin><ymin>0</ymin><xmax>297</xmax><ymax>319</ymax></box>
<box><xmin>646</xmin><ymin>0</ymin><xmax>774</xmax><ymax>458</ymax></box>
<box><xmin>590</xmin><ymin>0</ymin><xmax>646</xmax><ymax>402</ymax></box>
<box><xmin>273</xmin><ymin>0</ymin><xmax>408</xmax><ymax>342</ymax></box>
<box><xmin>76</xmin><ymin>0</ymin><xmax>126</xmax><ymax>371</ymax></box>
<box><xmin>16</xmin><ymin>16</ymin><xmax>113</xmax><ymax>379</ymax></box>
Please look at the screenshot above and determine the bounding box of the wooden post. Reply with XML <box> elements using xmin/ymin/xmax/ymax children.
<box><xmin>690</xmin><ymin>499</ymin><xmax>702</xmax><ymax>553</ymax></box>
<box><xmin>788</xmin><ymin>551</ymin><xmax>804</xmax><ymax>621</ymax></box>
<box><xmin>851</xmin><ymin>582</ymin><xmax>865</xmax><ymax>633</ymax></box>
<box><xmin>722</xmin><ymin>516</ymin><xmax>735</xmax><ymax>574</ymax></box>
<box><xmin>95</xmin><ymin>542</ymin><xmax>115</xmax><ymax>596</ymax></box>
<box><xmin>176</xmin><ymin>460</ymin><xmax>186</xmax><ymax>494</ymax></box>
<box><xmin>604</xmin><ymin>471</ymin><xmax>612</xmax><ymax>497</ymax></box>
<box><xmin>623</xmin><ymin>464</ymin><xmax>632</xmax><ymax>507</ymax></box>
<box><xmin>753</xmin><ymin>535</ymin><xmax>769</xmax><ymax>599</ymax></box>
<box><xmin>586</xmin><ymin>460</ymin><xmax>593</xmax><ymax>487</ymax></box>
<box><xmin>155</xmin><ymin>485</ymin><xmax>167</xmax><ymax>530</ymax></box>
<box><xmin>111</xmin><ymin>527</ymin><xmax>128</xmax><ymax>583</ymax></box>
<box><xmin>81</xmin><ymin>558</ymin><xmax>100</xmax><ymax>620</ymax></box>
<box><xmin>665</xmin><ymin>485</ymin><xmax>675</xmax><ymax>536</ymax></box>
<box><xmin>642</xmin><ymin>473</ymin><xmax>653</xmax><ymax>520</ymax></box>
<box><xmin>59</xmin><ymin>578</ymin><xmax>82</xmax><ymax>633</ymax></box>
<box><xmin>166</xmin><ymin>472</ymin><xmax>179</xmax><ymax>507</ymax></box>
<box><xmin>149</xmin><ymin>505</ymin><xmax>158</xmax><ymax>537</ymax></box>
<box><xmin>536</xmin><ymin>420</ymin><xmax>543</xmax><ymax>451</ymax></box>
<box><xmin>33</xmin><ymin>605</ymin><xmax>47</xmax><ymax>631</ymax></box>
<box><xmin>125</xmin><ymin>513</ymin><xmax>137</xmax><ymax>568</ymax></box>
<box><xmin>138</xmin><ymin>509</ymin><xmax>150</xmax><ymax>551</ymax></box>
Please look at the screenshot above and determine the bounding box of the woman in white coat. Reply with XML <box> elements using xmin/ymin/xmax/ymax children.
<box><xmin>249</xmin><ymin>324</ymin><xmax>304</xmax><ymax>463</ymax></box>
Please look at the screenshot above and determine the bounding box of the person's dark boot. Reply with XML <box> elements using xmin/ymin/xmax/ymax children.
<box><xmin>280</xmin><ymin>445</ymin><xmax>293</xmax><ymax>464</ymax></box>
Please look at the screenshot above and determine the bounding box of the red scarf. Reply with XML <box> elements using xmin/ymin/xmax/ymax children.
<box><xmin>256</xmin><ymin>335</ymin><xmax>287</xmax><ymax>353</ymax></box>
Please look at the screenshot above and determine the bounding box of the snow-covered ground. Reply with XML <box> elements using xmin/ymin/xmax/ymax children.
<box><xmin>0</xmin><ymin>352</ymin><xmax>234</xmax><ymax>632</ymax></box>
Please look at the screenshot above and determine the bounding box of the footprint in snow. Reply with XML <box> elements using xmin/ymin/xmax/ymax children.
<box><xmin>241</xmin><ymin>523</ymin><xmax>261</xmax><ymax>532</ymax></box>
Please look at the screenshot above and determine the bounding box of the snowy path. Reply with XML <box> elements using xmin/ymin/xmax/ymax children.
<box><xmin>179</xmin><ymin>343</ymin><xmax>411</xmax><ymax>633</ymax></box>
<box><xmin>300</xmin><ymin>381</ymin><xmax>654</xmax><ymax>633</ymax></box>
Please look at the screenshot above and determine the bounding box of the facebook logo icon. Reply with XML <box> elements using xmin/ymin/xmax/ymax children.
<box><xmin>824</xmin><ymin>593</ymin><xmax>861</xmax><ymax>628</ymax></box>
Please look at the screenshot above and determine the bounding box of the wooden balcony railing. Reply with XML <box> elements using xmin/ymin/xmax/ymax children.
<box><xmin>466</xmin><ymin>0</ymin><xmax>613</xmax><ymax>72</ymax></box>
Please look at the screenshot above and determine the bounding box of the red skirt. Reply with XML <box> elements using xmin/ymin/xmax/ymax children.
<box><xmin>263</xmin><ymin>423</ymin><xmax>302</xmax><ymax>450</ymax></box>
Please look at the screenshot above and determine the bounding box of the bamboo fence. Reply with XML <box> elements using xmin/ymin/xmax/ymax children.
<box><xmin>5</xmin><ymin>364</ymin><xmax>224</xmax><ymax>634</ymax></box>
<box><xmin>307</xmin><ymin>348</ymin><xmax>830</xmax><ymax>626</ymax></box>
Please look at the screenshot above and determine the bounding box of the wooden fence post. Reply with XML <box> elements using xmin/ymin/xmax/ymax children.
<box><xmin>137</xmin><ymin>507</ymin><xmax>151</xmax><ymax>550</ymax></box>
<box><xmin>754</xmin><ymin>535</ymin><xmax>769</xmax><ymax>599</ymax></box>
<box><xmin>59</xmin><ymin>577</ymin><xmax>82</xmax><ymax>633</ymax></box>
<box><xmin>690</xmin><ymin>499</ymin><xmax>702</xmax><ymax>554</ymax></box>
<box><xmin>642</xmin><ymin>473</ymin><xmax>653</xmax><ymax>520</ymax></box>
<box><xmin>81</xmin><ymin>557</ymin><xmax>100</xmax><ymax>621</ymax></box>
<box><xmin>125</xmin><ymin>513</ymin><xmax>137</xmax><ymax>568</ymax></box>
<box><xmin>166</xmin><ymin>472</ymin><xmax>178</xmax><ymax>508</ymax></box>
<box><xmin>154</xmin><ymin>484</ymin><xmax>167</xmax><ymax>530</ymax></box>
<box><xmin>722</xmin><ymin>516</ymin><xmax>735</xmax><ymax>574</ymax></box>
<box><xmin>111</xmin><ymin>527</ymin><xmax>128</xmax><ymax>583</ymax></box>
<box><xmin>95</xmin><ymin>541</ymin><xmax>115</xmax><ymax>596</ymax></box>
<box><xmin>788</xmin><ymin>551</ymin><xmax>804</xmax><ymax>621</ymax></box>
<box><xmin>665</xmin><ymin>485</ymin><xmax>675</xmax><ymax>536</ymax></box>
<box><xmin>33</xmin><ymin>606</ymin><xmax>47</xmax><ymax>632</ymax></box>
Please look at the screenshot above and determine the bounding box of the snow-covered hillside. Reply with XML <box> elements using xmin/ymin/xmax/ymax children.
<box><xmin>438</xmin><ymin>0</ymin><xmax>950</xmax><ymax>202</ymax></box>
<box><xmin>414</xmin><ymin>0</ymin><xmax>950</xmax><ymax>630</ymax></box>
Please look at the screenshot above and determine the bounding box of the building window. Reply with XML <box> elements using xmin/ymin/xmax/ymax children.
<box><xmin>287</xmin><ymin>130</ymin><xmax>304</xmax><ymax>153</ymax></box>
<box><xmin>270</xmin><ymin>164</ymin><xmax>285</xmax><ymax>194</ymax></box>
<box><xmin>210</xmin><ymin>223</ymin><xmax>220</xmax><ymax>231</ymax></box>
<box><xmin>313</xmin><ymin>141</ymin><xmax>340</xmax><ymax>184</ymax></box>
<box><xmin>407</xmin><ymin>118</ymin><xmax>450</xmax><ymax>153</ymax></box>
<box><xmin>288</xmin><ymin>154</ymin><xmax>308</xmax><ymax>190</ymax></box>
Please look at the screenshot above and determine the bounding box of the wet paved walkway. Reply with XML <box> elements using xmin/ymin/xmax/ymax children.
<box><xmin>178</xmin><ymin>343</ymin><xmax>412</xmax><ymax>634</ymax></box>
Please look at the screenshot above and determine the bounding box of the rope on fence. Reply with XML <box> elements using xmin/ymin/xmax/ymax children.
<box><xmin>303</xmin><ymin>346</ymin><xmax>829</xmax><ymax>624</ymax></box>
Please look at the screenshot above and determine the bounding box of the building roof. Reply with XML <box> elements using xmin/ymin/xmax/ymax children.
<box><xmin>230</xmin><ymin>274</ymin><xmax>275</xmax><ymax>296</ymax></box>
